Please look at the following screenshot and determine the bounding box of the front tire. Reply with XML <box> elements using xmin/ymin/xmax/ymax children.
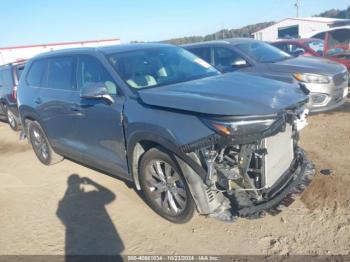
<box><xmin>28</xmin><ymin>121</ymin><xmax>63</xmax><ymax>165</ymax></box>
<box><xmin>139</xmin><ymin>147</ymin><xmax>195</xmax><ymax>223</ymax></box>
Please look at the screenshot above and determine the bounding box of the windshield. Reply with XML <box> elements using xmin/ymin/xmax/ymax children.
<box><xmin>108</xmin><ymin>46</ymin><xmax>219</xmax><ymax>89</ymax></box>
<box><xmin>306</xmin><ymin>40</ymin><xmax>324</xmax><ymax>55</ymax></box>
<box><xmin>236</xmin><ymin>41</ymin><xmax>291</xmax><ymax>63</ymax></box>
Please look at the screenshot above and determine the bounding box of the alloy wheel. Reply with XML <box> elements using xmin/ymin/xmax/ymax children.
<box><xmin>144</xmin><ymin>160</ymin><xmax>188</xmax><ymax>216</ymax></box>
<box><xmin>7</xmin><ymin>110</ymin><xmax>16</xmax><ymax>129</ymax></box>
<box><xmin>31</xmin><ymin>127</ymin><xmax>49</xmax><ymax>161</ymax></box>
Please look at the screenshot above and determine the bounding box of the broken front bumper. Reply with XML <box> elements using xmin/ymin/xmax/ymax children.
<box><xmin>237</xmin><ymin>149</ymin><xmax>315</xmax><ymax>218</ymax></box>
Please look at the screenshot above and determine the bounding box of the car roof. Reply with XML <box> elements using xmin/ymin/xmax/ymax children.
<box><xmin>0</xmin><ymin>60</ymin><xmax>26</xmax><ymax>69</ymax></box>
<box><xmin>32</xmin><ymin>43</ymin><xmax>175</xmax><ymax>60</ymax></box>
<box><xmin>272</xmin><ymin>38</ymin><xmax>323</xmax><ymax>44</ymax></box>
<box><xmin>183</xmin><ymin>38</ymin><xmax>260</xmax><ymax>48</ymax></box>
<box><xmin>302</xmin><ymin>25</ymin><xmax>350</xmax><ymax>38</ymax></box>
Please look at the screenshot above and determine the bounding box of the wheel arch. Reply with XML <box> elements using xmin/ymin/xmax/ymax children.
<box><xmin>127</xmin><ymin>132</ymin><xmax>184</xmax><ymax>190</ymax></box>
<box><xmin>127</xmin><ymin>131</ymin><xmax>213</xmax><ymax>214</ymax></box>
<box><xmin>18</xmin><ymin>108</ymin><xmax>43</xmax><ymax>140</ymax></box>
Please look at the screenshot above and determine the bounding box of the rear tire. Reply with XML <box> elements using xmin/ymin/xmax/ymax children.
<box><xmin>28</xmin><ymin>121</ymin><xmax>63</xmax><ymax>165</ymax></box>
<box><xmin>6</xmin><ymin>108</ymin><xmax>20</xmax><ymax>131</ymax></box>
<box><xmin>139</xmin><ymin>147</ymin><xmax>195</xmax><ymax>223</ymax></box>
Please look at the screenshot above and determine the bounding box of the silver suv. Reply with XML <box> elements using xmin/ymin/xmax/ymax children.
<box><xmin>184</xmin><ymin>38</ymin><xmax>349</xmax><ymax>112</ymax></box>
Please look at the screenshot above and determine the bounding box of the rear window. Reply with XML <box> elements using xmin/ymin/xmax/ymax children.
<box><xmin>47</xmin><ymin>57</ymin><xmax>76</xmax><ymax>90</ymax></box>
<box><xmin>26</xmin><ymin>60</ymin><xmax>47</xmax><ymax>87</ymax></box>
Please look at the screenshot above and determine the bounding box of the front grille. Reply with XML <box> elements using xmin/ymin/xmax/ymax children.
<box><xmin>333</xmin><ymin>71</ymin><xmax>348</xmax><ymax>86</ymax></box>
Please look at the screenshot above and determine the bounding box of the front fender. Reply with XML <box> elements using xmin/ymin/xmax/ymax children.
<box><xmin>126</xmin><ymin>130</ymin><xmax>215</xmax><ymax>215</ymax></box>
<box><xmin>126</xmin><ymin>130</ymin><xmax>207</xmax><ymax>187</ymax></box>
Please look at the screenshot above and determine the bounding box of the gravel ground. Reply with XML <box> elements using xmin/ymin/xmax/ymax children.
<box><xmin>0</xmin><ymin>99</ymin><xmax>349</xmax><ymax>256</ymax></box>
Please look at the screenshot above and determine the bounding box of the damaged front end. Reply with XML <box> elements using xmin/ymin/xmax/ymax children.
<box><xmin>180</xmin><ymin>105</ymin><xmax>315</xmax><ymax>222</ymax></box>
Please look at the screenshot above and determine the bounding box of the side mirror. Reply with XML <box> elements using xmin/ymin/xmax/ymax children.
<box><xmin>292</xmin><ymin>49</ymin><xmax>305</xmax><ymax>57</ymax></box>
<box><xmin>80</xmin><ymin>82</ymin><xmax>114</xmax><ymax>104</ymax></box>
<box><xmin>231</xmin><ymin>58</ymin><xmax>248</xmax><ymax>68</ymax></box>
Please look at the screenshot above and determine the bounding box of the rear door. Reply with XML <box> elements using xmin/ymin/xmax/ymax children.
<box><xmin>37</xmin><ymin>55</ymin><xmax>83</xmax><ymax>160</ymax></box>
<box><xmin>0</xmin><ymin>67</ymin><xmax>15</xmax><ymax>105</ymax></box>
<box><xmin>0</xmin><ymin>69</ymin><xmax>5</xmax><ymax>115</ymax></box>
<box><xmin>75</xmin><ymin>54</ymin><xmax>128</xmax><ymax>177</ymax></box>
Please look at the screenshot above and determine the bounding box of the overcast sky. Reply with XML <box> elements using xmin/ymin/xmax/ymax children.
<box><xmin>1</xmin><ymin>0</ymin><xmax>349</xmax><ymax>47</ymax></box>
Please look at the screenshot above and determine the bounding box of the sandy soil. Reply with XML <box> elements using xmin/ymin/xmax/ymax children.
<box><xmin>0</xmin><ymin>100</ymin><xmax>349</xmax><ymax>256</ymax></box>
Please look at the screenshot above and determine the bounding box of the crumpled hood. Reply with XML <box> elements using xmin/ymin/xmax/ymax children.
<box><xmin>138</xmin><ymin>72</ymin><xmax>307</xmax><ymax>116</ymax></box>
<box><xmin>268</xmin><ymin>56</ymin><xmax>345</xmax><ymax>75</ymax></box>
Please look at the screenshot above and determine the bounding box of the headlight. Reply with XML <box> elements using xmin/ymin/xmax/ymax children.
<box><xmin>202</xmin><ymin>118</ymin><xmax>276</xmax><ymax>136</ymax></box>
<box><xmin>294</xmin><ymin>73</ymin><xmax>330</xmax><ymax>84</ymax></box>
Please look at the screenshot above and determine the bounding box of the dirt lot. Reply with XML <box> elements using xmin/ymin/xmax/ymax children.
<box><xmin>0</xmin><ymin>100</ymin><xmax>350</xmax><ymax>256</ymax></box>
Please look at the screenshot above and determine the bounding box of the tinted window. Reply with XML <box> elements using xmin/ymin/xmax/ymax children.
<box><xmin>1</xmin><ymin>68</ymin><xmax>13</xmax><ymax>87</ymax></box>
<box><xmin>189</xmin><ymin>47</ymin><xmax>211</xmax><ymax>63</ymax></box>
<box><xmin>275</xmin><ymin>43</ymin><xmax>305</xmax><ymax>56</ymax></box>
<box><xmin>273</xmin><ymin>43</ymin><xmax>289</xmax><ymax>53</ymax></box>
<box><xmin>26</xmin><ymin>60</ymin><xmax>47</xmax><ymax>87</ymax></box>
<box><xmin>0</xmin><ymin>70</ymin><xmax>3</xmax><ymax>87</ymax></box>
<box><xmin>213</xmin><ymin>47</ymin><xmax>243</xmax><ymax>71</ymax></box>
<box><xmin>109</xmin><ymin>46</ymin><xmax>219</xmax><ymax>89</ymax></box>
<box><xmin>47</xmin><ymin>57</ymin><xmax>75</xmax><ymax>90</ymax></box>
<box><xmin>313</xmin><ymin>32</ymin><xmax>326</xmax><ymax>40</ymax></box>
<box><xmin>236</xmin><ymin>42</ymin><xmax>291</xmax><ymax>63</ymax></box>
<box><xmin>328</xmin><ymin>29</ymin><xmax>350</xmax><ymax>52</ymax></box>
<box><xmin>78</xmin><ymin>55</ymin><xmax>118</xmax><ymax>95</ymax></box>
<box><xmin>15</xmin><ymin>64</ymin><xmax>25</xmax><ymax>81</ymax></box>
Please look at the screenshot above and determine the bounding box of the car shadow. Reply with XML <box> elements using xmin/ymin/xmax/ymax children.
<box><xmin>56</xmin><ymin>174</ymin><xmax>124</xmax><ymax>261</ymax></box>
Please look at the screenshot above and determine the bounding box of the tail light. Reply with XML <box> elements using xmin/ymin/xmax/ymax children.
<box><xmin>12</xmin><ymin>85</ymin><xmax>17</xmax><ymax>101</ymax></box>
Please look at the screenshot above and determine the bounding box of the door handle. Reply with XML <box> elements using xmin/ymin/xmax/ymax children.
<box><xmin>34</xmin><ymin>98</ymin><xmax>42</xmax><ymax>104</ymax></box>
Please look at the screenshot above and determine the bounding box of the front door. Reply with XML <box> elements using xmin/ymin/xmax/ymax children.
<box><xmin>75</xmin><ymin>55</ymin><xmax>128</xmax><ymax>178</ymax></box>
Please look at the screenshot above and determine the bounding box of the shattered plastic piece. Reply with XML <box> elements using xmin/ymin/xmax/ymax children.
<box><xmin>209</xmin><ymin>210</ymin><xmax>237</xmax><ymax>223</ymax></box>
<box><xmin>320</xmin><ymin>169</ymin><xmax>333</xmax><ymax>176</ymax></box>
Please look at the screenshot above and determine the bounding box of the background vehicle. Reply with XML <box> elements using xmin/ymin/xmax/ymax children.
<box><xmin>18</xmin><ymin>44</ymin><xmax>314</xmax><ymax>223</ymax></box>
<box><xmin>271</xmin><ymin>38</ymin><xmax>324</xmax><ymax>57</ymax></box>
<box><xmin>0</xmin><ymin>61</ymin><xmax>25</xmax><ymax>130</ymax></box>
<box><xmin>302</xmin><ymin>26</ymin><xmax>350</xmax><ymax>73</ymax></box>
<box><xmin>184</xmin><ymin>38</ymin><xmax>348</xmax><ymax>112</ymax></box>
<box><xmin>272</xmin><ymin>38</ymin><xmax>350</xmax><ymax>75</ymax></box>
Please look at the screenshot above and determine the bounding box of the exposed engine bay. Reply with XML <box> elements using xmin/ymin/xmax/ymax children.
<box><xmin>180</xmin><ymin>106</ymin><xmax>314</xmax><ymax>221</ymax></box>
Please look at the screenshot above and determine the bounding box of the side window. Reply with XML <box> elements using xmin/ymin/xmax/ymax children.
<box><xmin>15</xmin><ymin>65</ymin><xmax>25</xmax><ymax>81</ymax></box>
<box><xmin>213</xmin><ymin>47</ymin><xmax>243</xmax><ymax>72</ymax></box>
<box><xmin>1</xmin><ymin>68</ymin><xmax>13</xmax><ymax>87</ymax></box>
<box><xmin>26</xmin><ymin>60</ymin><xmax>47</xmax><ymax>87</ymax></box>
<box><xmin>47</xmin><ymin>57</ymin><xmax>76</xmax><ymax>90</ymax></box>
<box><xmin>0</xmin><ymin>70</ymin><xmax>3</xmax><ymax>87</ymax></box>
<box><xmin>288</xmin><ymin>44</ymin><xmax>306</xmax><ymax>56</ymax></box>
<box><xmin>274</xmin><ymin>43</ymin><xmax>290</xmax><ymax>53</ymax></box>
<box><xmin>313</xmin><ymin>32</ymin><xmax>326</xmax><ymax>40</ymax></box>
<box><xmin>189</xmin><ymin>47</ymin><xmax>211</xmax><ymax>64</ymax></box>
<box><xmin>78</xmin><ymin>55</ymin><xmax>118</xmax><ymax>95</ymax></box>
